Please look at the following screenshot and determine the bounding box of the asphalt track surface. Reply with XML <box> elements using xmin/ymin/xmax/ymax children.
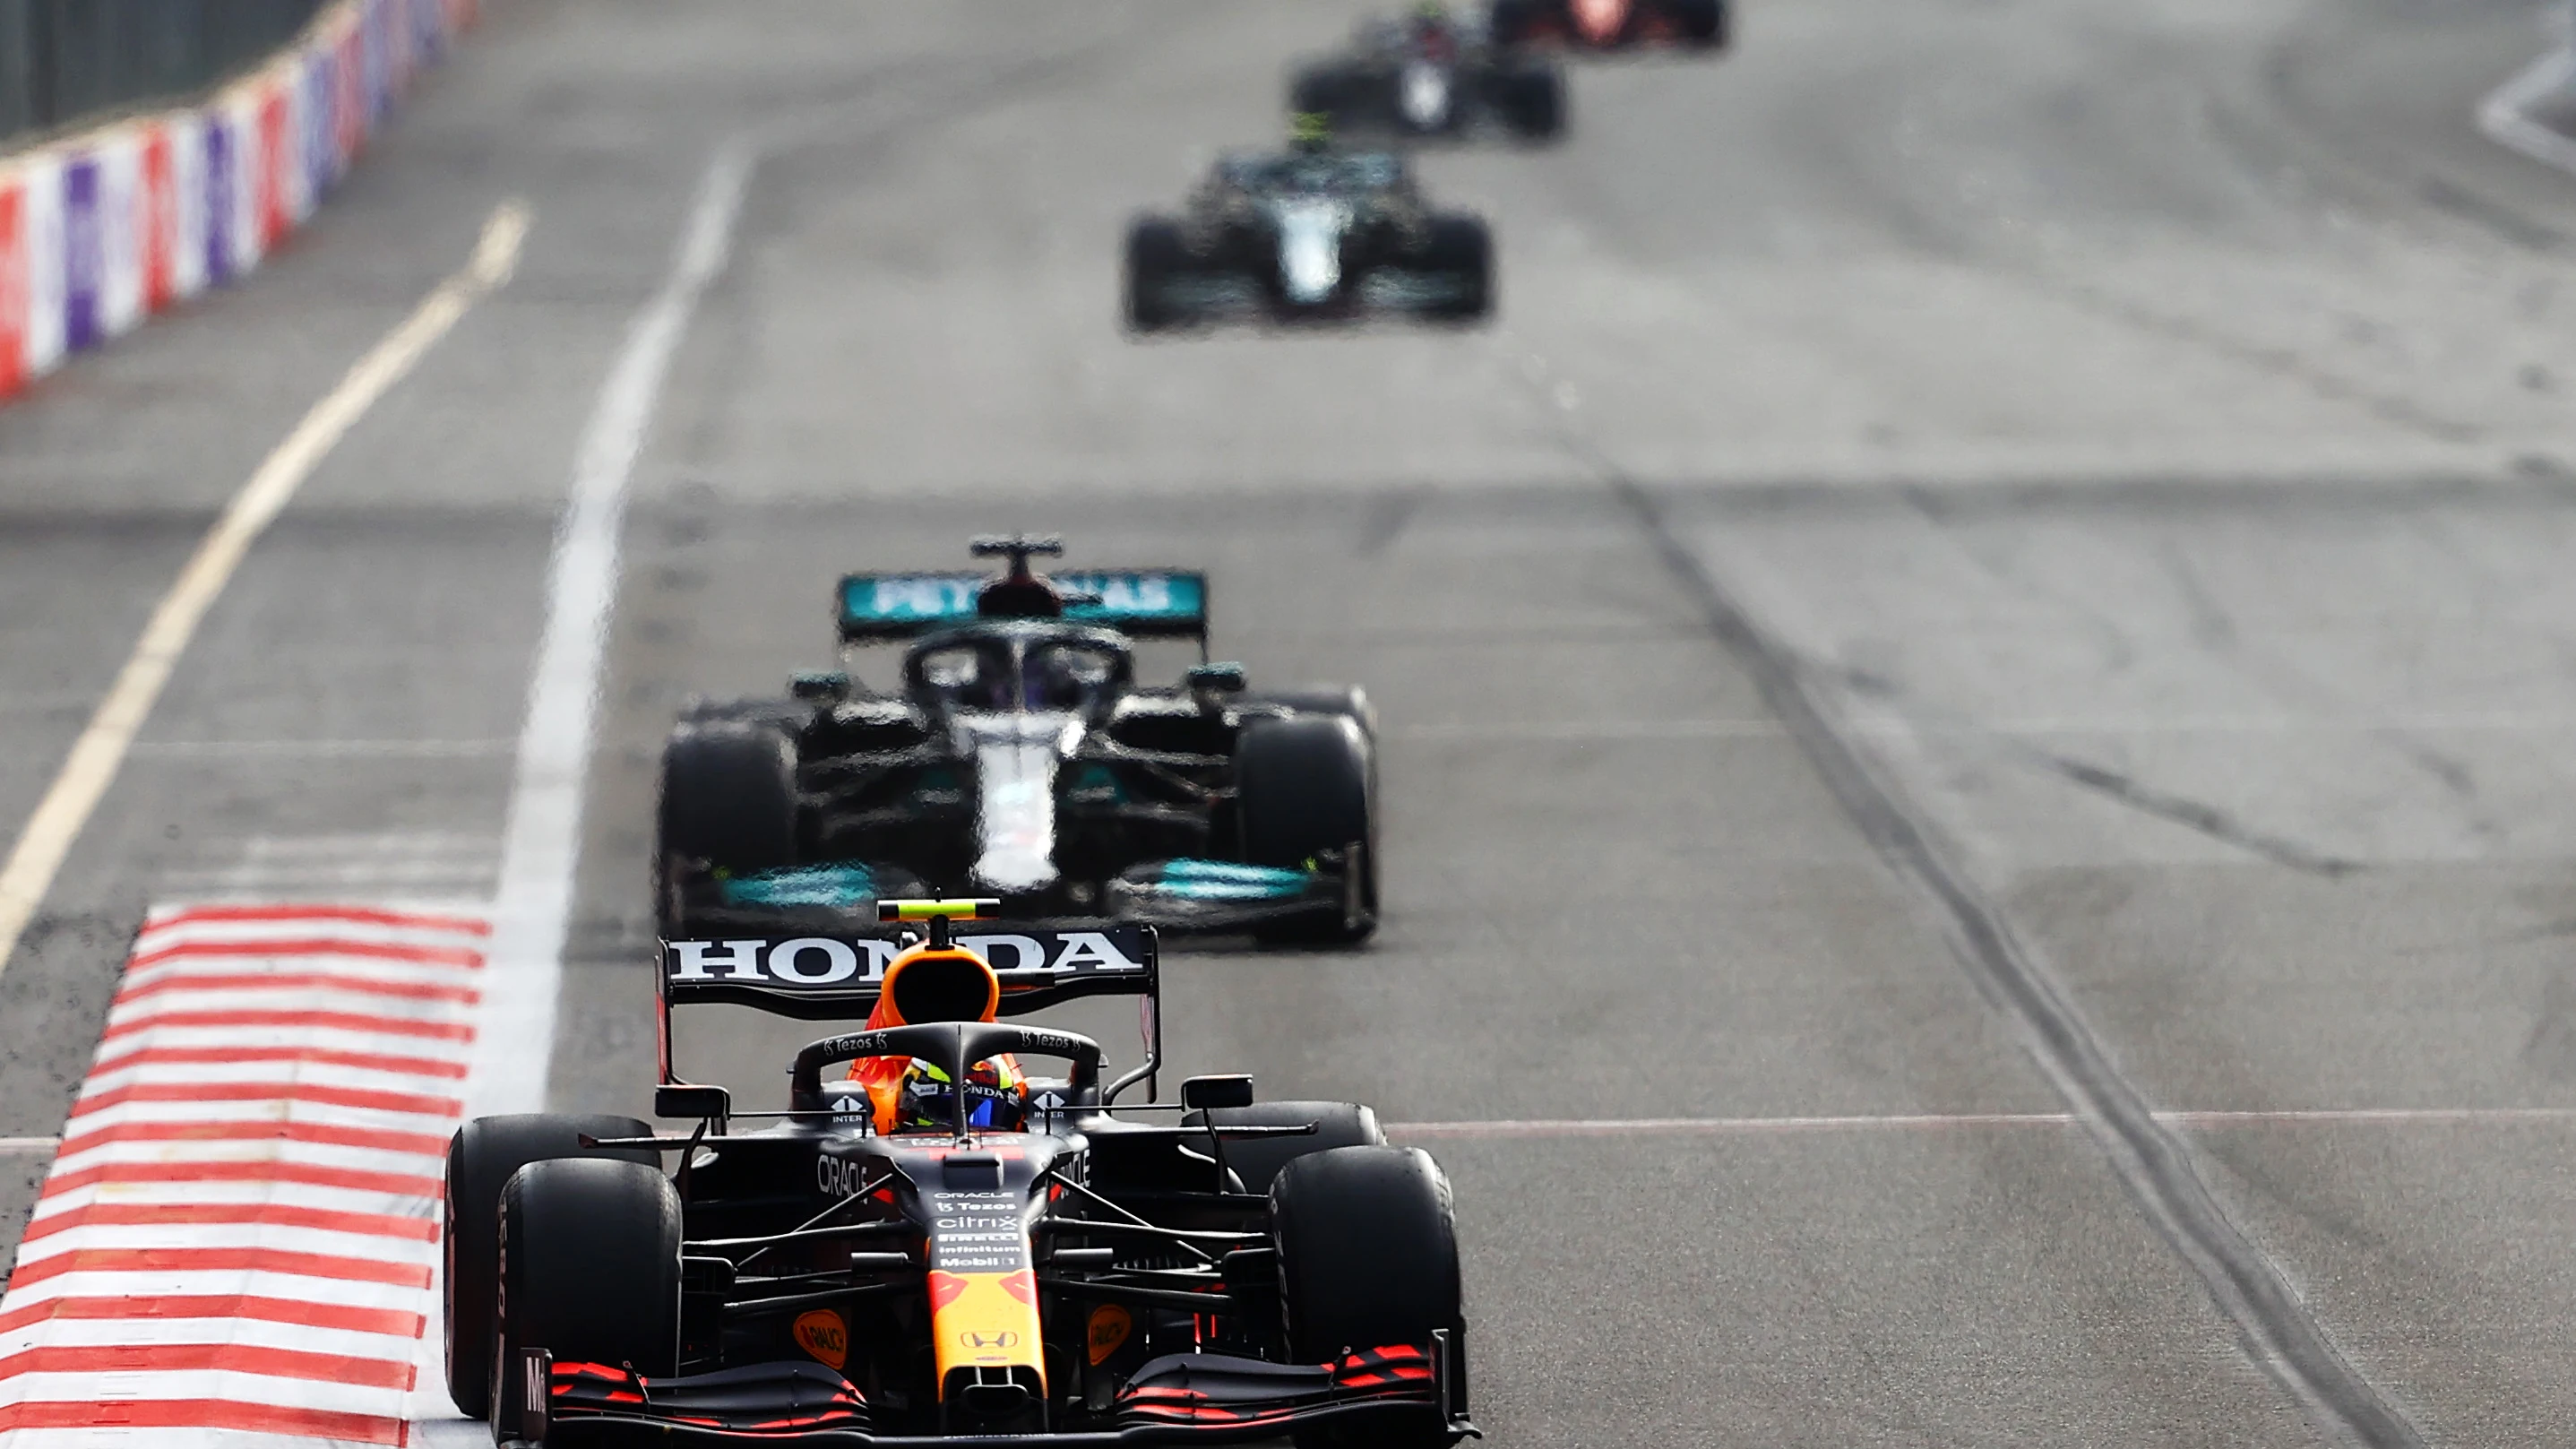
<box><xmin>11</xmin><ymin>0</ymin><xmax>2576</xmax><ymax>1444</ymax></box>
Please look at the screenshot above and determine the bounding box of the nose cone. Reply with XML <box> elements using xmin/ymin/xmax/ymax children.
<box><xmin>1400</xmin><ymin>61</ymin><xmax>1452</xmax><ymax>127</ymax></box>
<box><xmin>1274</xmin><ymin>203</ymin><xmax>1347</xmax><ymax>305</ymax></box>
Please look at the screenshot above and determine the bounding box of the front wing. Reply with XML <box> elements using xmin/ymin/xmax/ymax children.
<box><xmin>523</xmin><ymin>1343</ymin><xmax>1467</xmax><ymax>1447</ymax></box>
<box><xmin>668</xmin><ymin>849</ymin><xmax>1367</xmax><ymax>939</ymax></box>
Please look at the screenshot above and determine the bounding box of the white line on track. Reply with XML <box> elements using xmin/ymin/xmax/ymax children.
<box><xmin>2480</xmin><ymin>43</ymin><xmax>2576</xmax><ymax>176</ymax></box>
<box><xmin>0</xmin><ymin>203</ymin><xmax>530</xmax><ymax>979</ymax></box>
<box><xmin>470</xmin><ymin>142</ymin><xmax>752</xmax><ymax>1121</ymax></box>
<box><xmin>1386</xmin><ymin>1107</ymin><xmax>2576</xmax><ymax>1138</ymax></box>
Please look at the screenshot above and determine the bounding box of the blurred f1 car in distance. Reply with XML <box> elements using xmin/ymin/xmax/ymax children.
<box><xmin>1124</xmin><ymin>121</ymin><xmax>1494</xmax><ymax>332</ymax></box>
<box><xmin>447</xmin><ymin>901</ymin><xmax>1475</xmax><ymax>1446</ymax></box>
<box><xmin>1291</xmin><ymin>5</ymin><xmax>1565</xmax><ymax>142</ymax></box>
<box><xmin>656</xmin><ymin>536</ymin><xmax>1379</xmax><ymax>944</ymax></box>
<box><xmin>1488</xmin><ymin>0</ymin><xmax>1728</xmax><ymax>49</ymax></box>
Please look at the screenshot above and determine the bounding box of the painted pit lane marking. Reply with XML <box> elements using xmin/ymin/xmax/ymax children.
<box><xmin>0</xmin><ymin>904</ymin><xmax>488</xmax><ymax>1446</ymax></box>
<box><xmin>0</xmin><ymin>204</ymin><xmax>529</xmax><ymax>983</ymax></box>
<box><xmin>470</xmin><ymin>139</ymin><xmax>751</xmax><ymax>1125</ymax></box>
<box><xmin>1386</xmin><ymin>1107</ymin><xmax>2576</xmax><ymax>1138</ymax></box>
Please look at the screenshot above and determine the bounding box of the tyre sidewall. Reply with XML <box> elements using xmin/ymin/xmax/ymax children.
<box><xmin>1271</xmin><ymin>1146</ymin><xmax>1462</xmax><ymax>1364</ymax></box>
<box><xmin>493</xmin><ymin>1158</ymin><xmax>683</xmax><ymax>1438</ymax></box>
<box><xmin>443</xmin><ymin>1114</ymin><xmax>654</xmax><ymax>1420</ymax></box>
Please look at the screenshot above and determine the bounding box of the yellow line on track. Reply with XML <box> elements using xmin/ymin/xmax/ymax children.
<box><xmin>0</xmin><ymin>201</ymin><xmax>531</xmax><ymax>976</ymax></box>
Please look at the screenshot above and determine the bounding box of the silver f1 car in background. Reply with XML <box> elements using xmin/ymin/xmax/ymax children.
<box><xmin>1124</xmin><ymin>127</ymin><xmax>1494</xmax><ymax>332</ymax></box>
<box><xmin>1291</xmin><ymin>8</ymin><xmax>1565</xmax><ymax>142</ymax></box>
<box><xmin>657</xmin><ymin>538</ymin><xmax>1379</xmax><ymax>945</ymax></box>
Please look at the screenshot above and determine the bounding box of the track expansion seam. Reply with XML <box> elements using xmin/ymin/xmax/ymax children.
<box><xmin>1500</xmin><ymin>352</ymin><xmax>2426</xmax><ymax>1445</ymax></box>
<box><xmin>1609</xmin><ymin>471</ymin><xmax>2423</xmax><ymax>1447</ymax></box>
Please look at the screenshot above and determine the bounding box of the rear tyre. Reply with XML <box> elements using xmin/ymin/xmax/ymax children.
<box><xmin>1486</xmin><ymin>0</ymin><xmax>1538</xmax><ymax>46</ymax></box>
<box><xmin>1289</xmin><ymin>64</ymin><xmax>1348</xmax><ymax>123</ymax></box>
<box><xmin>1418</xmin><ymin>216</ymin><xmax>1493</xmax><ymax>323</ymax></box>
<box><xmin>1236</xmin><ymin>715</ymin><xmax>1376</xmax><ymax>944</ymax></box>
<box><xmin>444</xmin><ymin>1115</ymin><xmax>655</xmax><ymax>1420</ymax></box>
<box><xmin>1495</xmin><ymin>63</ymin><xmax>1564</xmax><ymax>139</ymax></box>
<box><xmin>492</xmin><ymin>1159</ymin><xmax>683</xmax><ymax>1441</ymax></box>
<box><xmin>657</xmin><ymin>720</ymin><xmax>799</xmax><ymax>928</ymax></box>
<box><xmin>1271</xmin><ymin>1146</ymin><xmax>1463</xmax><ymax>1449</ymax></box>
<box><xmin>1184</xmin><ymin>1100</ymin><xmax>1383</xmax><ymax>1193</ymax></box>
<box><xmin>1124</xmin><ymin>218</ymin><xmax>1193</xmax><ymax>334</ymax></box>
<box><xmin>1672</xmin><ymin>0</ymin><xmax>1727</xmax><ymax>47</ymax></box>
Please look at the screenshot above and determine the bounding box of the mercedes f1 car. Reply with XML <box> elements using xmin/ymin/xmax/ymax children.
<box><xmin>1487</xmin><ymin>0</ymin><xmax>1728</xmax><ymax>49</ymax></box>
<box><xmin>656</xmin><ymin>538</ymin><xmax>1376</xmax><ymax>944</ymax></box>
<box><xmin>1124</xmin><ymin>140</ymin><xmax>1493</xmax><ymax>332</ymax></box>
<box><xmin>1290</xmin><ymin>11</ymin><xmax>1564</xmax><ymax>142</ymax></box>
<box><xmin>446</xmin><ymin>902</ymin><xmax>1473</xmax><ymax>1447</ymax></box>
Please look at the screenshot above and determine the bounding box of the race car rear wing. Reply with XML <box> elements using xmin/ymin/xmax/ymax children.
<box><xmin>835</xmin><ymin>569</ymin><xmax>1210</xmax><ymax>644</ymax></box>
<box><xmin>653</xmin><ymin>920</ymin><xmax>1165</xmax><ymax>1100</ymax></box>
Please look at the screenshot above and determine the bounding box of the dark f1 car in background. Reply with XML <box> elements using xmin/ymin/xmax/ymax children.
<box><xmin>1124</xmin><ymin>138</ymin><xmax>1493</xmax><ymax>332</ymax></box>
<box><xmin>1290</xmin><ymin>9</ymin><xmax>1564</xmax><ymax>142</ymax></box>
<box><xmin>1488</xmin><ymin>0</ymin><xmax>1728</xmax><ymax>49</ymax></box>
<box><xmin>657</xmin><ymin>538</ymin><xmax>1377</xmax><ymax>944</ymax></box>
<box><xmin>446</xmin><ymin>904</ymin><xmax>1474</xmax><ymax>1447</ymax></box>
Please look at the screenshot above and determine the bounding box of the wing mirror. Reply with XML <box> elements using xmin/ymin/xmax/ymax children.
<box><xmin>1185</xmin><ymin>662</ymin><xmax>1247</xmax><ymax>694</ymax></box>
<box><xmin>790</xmin><ymin>670</ymin><xmax>850</xmax><ymax>702</ymax></box>
<box><xmin>1181</xmin><ymin>1074</ymin><xmax>1255</xmax><ymax>1110</ymax></box>
<box><xmin>656</xmin><ymin>1083</ymin><xmax>733</xmax><ymax>1120</ymax></box>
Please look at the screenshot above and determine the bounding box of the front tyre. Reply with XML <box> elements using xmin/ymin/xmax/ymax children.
<box><xmin>1236</xmin><ymin>715</ymin><xmax>1376</xmax><ymax>944</ymax></box>
<box><xmin>1125</xmin><ymin>218</ymin><xmax>1193</xmax><ymax>333</ymax></box>
<box><xmin>1418</xmin><ymin>216</ymin><xmax>1493</xmax><ymax>323</ymax></box>
<box><xmin>444</xmin><ymin>1115</ymin><xmax>655</xmax><ymax>1420</ymax></box>
<box><xmin>491</xmin><ymin>1159</ymin><xmax>683</xmax><ymax>1442</ymax></box>
<box><xmin>1271</xmin><ymin>1146</ymin><xmax>1465</xmax><ymax>1449</ymax></box>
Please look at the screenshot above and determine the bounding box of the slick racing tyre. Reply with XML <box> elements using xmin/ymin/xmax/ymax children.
<box><xmin>444</xmin><ymin>1115</ymin><xmax>656</xmax><ymax>1419</ymax></box>
<box><xmin>1124</xmin><ymin>218</ymin><xmax>1193</xmax><ymax>333</ymax></box>
<box><xmin>1271</xmin><ymin>1146</ymin><xmax>1464</xmax><ymax>1449</ymax></box>
<box><xmin>1495</xmin><ymin>62</ymin><xmax>1564</xmax><ymax>139</ymax></box>
<box><xmin>1485</xmin><ymin>0</ymin><xmax>1539</xmax><ymax>46</ymax></box>
<box><xmin>492</xmin><ymin>1159</ymin><xmax>683</xmax><ymax>1442</ymax></box>
<box><xmin>1673</xmin><ymin>0</ymin><xmax>1728</xmax><ymax>47</ymax></box>
<box><xmin>1418</xmin><ymin>216</ymin><xmax>1493</xmax><ymax>323</ymax></box>
<box><xmin>1244</xmin><ymin>685</ymin><xmax>1379</xmax><ymax>739</ymax></box>
<box><xmin>1184</xmin><ymin>1100</ymin><xmax>1384</xmax><ymax>1193</ymax></box>
<box><xmin>1289</xmin><ymin>63</ymin><xmax>1353</xmax><ymax>123</ymax></box>
<box><xmin>657</xmin><ymin>720</ymin><xmax>799</xmax><ymax>926</ymax></box>
<box><xmin>1236</xmin><ymin>714</ymin><xmax>1376</xmax><ymax>944</ymax></box>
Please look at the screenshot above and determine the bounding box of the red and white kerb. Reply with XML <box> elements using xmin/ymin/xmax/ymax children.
<box><xmin>0</xmin><ymin>904</ymin><xmax>490</xmax><ymax>1446</ymax></box>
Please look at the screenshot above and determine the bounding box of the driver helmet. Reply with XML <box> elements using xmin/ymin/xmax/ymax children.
<box><xmin>895</xmin><ymin>1056</ymin><xmax>1030</xmax><ymax>1133</ymax></box>
<box><xmin>846</xmin><ymin>938</ymin><xmax>1028</xmax><ymax>1134</ymax></box>
<box><xmin>1288</xmin><ymin>111</ymin><xmax>1334</xmax><ymax>152</ymax></box>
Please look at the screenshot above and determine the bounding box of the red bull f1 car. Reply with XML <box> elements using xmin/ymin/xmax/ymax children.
<box><xmin>445</xmin><ymin>901</ymin><xmax>1473</xmax><ymax>1447</ymax></box>
<box><xmin>656</xmin><ymin>538</ymin><xmax>1376</xmax><ymax>944</ymax></box>
<box><xmin>1488</xmin><ymin>0</ymin><xmax>1728</xmax><ymax>49</ymax></box>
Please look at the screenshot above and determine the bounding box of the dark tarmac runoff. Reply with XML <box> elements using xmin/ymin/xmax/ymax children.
<box><xmin>12</xmin><ymin>1</ymin><xmax>2576</xmax><ymax>1445</ymax></box>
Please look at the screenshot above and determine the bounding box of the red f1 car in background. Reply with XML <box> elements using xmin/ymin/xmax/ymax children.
<box><xmin>1488</xmin><ymin>0</ymin><xmax>1728</xmax><ymax>50</ymax></box>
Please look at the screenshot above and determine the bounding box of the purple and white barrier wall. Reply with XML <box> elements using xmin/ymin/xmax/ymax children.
<box><xmin>0</xmin><ymin>0</ymin><xmax>477</xmax><ymax>401</ymax></box>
